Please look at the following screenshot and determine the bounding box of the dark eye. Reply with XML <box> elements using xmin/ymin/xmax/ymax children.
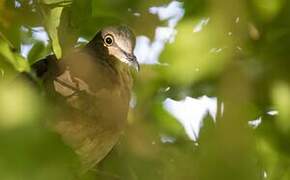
<box><xmin>104</xmin><ymin>35</ymin><xmax>114</xmax><ymax>46</ymax></box>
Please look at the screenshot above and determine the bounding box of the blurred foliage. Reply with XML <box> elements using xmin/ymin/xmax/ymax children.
<box><xmin>0</xmin><ymin>0</ymin><xmax>290</xmax><ymax>179</ymax></box>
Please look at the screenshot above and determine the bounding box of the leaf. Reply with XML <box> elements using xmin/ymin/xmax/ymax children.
<box><xmin>0</xmin><ymin>40</ymin><xmax>15</xmax><ymax>64</ymax></box>
<box><xmin>41</xmin><ymin>0</ymin><xmax>72</xmax><ymax>6</ymax></box>
<box><xmin>91</xmin><ymin>0</ymin><xmax>119</xmax><ymax>17</ymax></box>
<box><xmin>0</xmin><ymin>37</ymin><xmax>30</xmax><ymax>72</ymax></box>
<box><xmin>272</xmin><ymin>82</ymin><xmax>290</xmax><ymax>133</ymax></box>
<box><xmin>27</xmin><ymin>41</ymin><xmax>47</xmax><ymax>64</ymax></box>
<box><xmin>14</xmin><ymin>54</ymin><xmax>30</xmax><ymax>72</ymax></box>
<box><xmin>45</xmin><ymin>6</ymin><xmax>63</xmax><ymax>59</ymax></box>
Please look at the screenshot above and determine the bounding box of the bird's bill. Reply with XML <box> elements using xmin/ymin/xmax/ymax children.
<box><xmin>121</xmin><ymin>50</ymin><xmax>140</xmax><ymax>72</ymax></box>
<box><xmin>126</xmin><ymin>54</ymin><xmax>140</xmax><ymax>72</ymax></box>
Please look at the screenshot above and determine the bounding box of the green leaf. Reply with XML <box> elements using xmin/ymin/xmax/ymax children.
<box><xmin>27</xmin><ymin>41</ymin><xmax>47</xmax><ymax>64</ymax></box>
<box><xmin>272</xmin><ymin>82</ymin><xmax>290</xmax><ymax>133</ymax></box>
<box><xmin>0</xmin><ymin>37</ymin><xmax>30</xmax><ymax>72</ymax></box>
<box><xmin>0</xmin><ymin>40</ymin><xmax>15</xmax><ymax>64</ymax></box>
<box><xmin>14</xmin><ymin>54</ymin><xmax>30</xmax><ymax>72</ymax></box>
<box><xmin>91</xmin><ymin>0</ymin><xmax>119</xmax><ymax>17</ymax></box>
<box><xmin>41</xmin><ymin>0</ymin><xmax>72</xmax><ymax>6</ymax></box>
<box><xmin>253</xmin><ymin>0</ymin><xmax>285</xmax><ymax>21</ymax></box>
<box><xmin>45</xmin><ymin>6</ymin><xmax>63</xmax><ymax>59</ymax></box>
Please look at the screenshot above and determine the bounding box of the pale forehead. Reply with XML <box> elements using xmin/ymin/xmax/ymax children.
<box><xmin>101</xmin><ymin>26</ymin><xmax>136</xmax><ymax>50</ymax></box>
<box><xmin>101</xmin><ymin>26</ymin><xmax>134</xmax><ymax>39</ymax></box>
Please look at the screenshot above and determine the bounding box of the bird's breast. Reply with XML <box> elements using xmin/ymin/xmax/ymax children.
<box><xmin>53</xmin><ymin>55</ymin><xmax>133</xmax><ymax>126</ymax></box>
<box><xmin>50</xmin><ymin>57</ymin><xmax>133</xmax><ymax>169</ymax></box>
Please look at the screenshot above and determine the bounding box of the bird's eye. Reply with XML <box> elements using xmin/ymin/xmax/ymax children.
<box><xmin>104</xmin><ymin>35</ymin><xmax>114</xmax><ymax>46</ymax></box>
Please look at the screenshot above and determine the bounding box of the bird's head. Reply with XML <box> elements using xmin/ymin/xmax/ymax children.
<box><xmin>87</xmin><ymin>25</ymin><xmax>139</xmax><ymax>71</ymax></box>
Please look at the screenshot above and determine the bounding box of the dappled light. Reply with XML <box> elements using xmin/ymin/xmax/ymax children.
<box><xmin>0</xmin><ymin>0</ymin><xmax>290</xmax><ymax>179</ymax></box>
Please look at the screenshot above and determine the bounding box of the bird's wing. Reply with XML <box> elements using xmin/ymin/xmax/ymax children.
<box><xmin>31</xmin><ymin>54</ymin><xmax>60</xmax><ymax>79</ymax></box>
<box><xmin>15</xmin><ymin>49</ymin><xmax>131</xmax><ymax>171</ymax></box>
<box><xmin>12</xmin><ymin>54</ymin><xmax>59</xmax><ymax>95</ymax></box>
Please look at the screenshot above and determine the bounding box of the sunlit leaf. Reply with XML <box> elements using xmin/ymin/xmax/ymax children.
<box><xmin>44</xmin><ymin>6</ymin><xmax>63</xmax><ymax>59</ymax></box>
<box><xmin>272</xmin><ymin>81</ymin><xmax>290</xmax><ymax>133</ymax></box>
<box><xmin>160</xmin><ymin>19</ymin><xmax>230</xmax><ymax>85</ymax></box>
<box><xmin>41</xmin><ymin>0</ymin><xmax>72</xmax><ymax>6</ymax></box>
<box><xmin>0</xmin><ymin>39</ymin><xmax>15</xmax><ymax>63</ymax></box>
<box><xmin>253</xmin><ymin>0</ymin><xmax>285</xmax><ymax>21</ymax></box>
<box><xmin>0</xmin><ymin>37</ymin><xmax>30</xmax><ymax>72</ymax></box>
<box><xmin>27</xmin><ymin>41</ymin><xmax>47</xmax><ymax>64</ymax></box>
<box><xmin>0</xmin><ymin>80</ymin><xmax>40</xmax><ymax>129</ymax></box>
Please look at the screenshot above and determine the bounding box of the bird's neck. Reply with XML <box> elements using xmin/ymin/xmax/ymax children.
<box><xmin>84</xmin><ymin>32</ymin><xmax>133</xmax><ymax>96</ymax></box>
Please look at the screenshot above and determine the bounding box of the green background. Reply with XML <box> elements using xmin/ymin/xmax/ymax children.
<box><xmin>0</xmin><ymin>0</ymin><xmax>290</xmax><ymax>179</ymax></box>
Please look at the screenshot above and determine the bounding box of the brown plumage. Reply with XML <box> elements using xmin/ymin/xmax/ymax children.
<box><xmin>28</xmin><ymin>25</ymin><xmax>138</xmax><ymax>170</ymax></box>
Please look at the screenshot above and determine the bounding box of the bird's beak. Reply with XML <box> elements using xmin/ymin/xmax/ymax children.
<box><xmin>125</xmin><ymin>53</ymin><xmax>140</xmax><ymax>72</ymax></box>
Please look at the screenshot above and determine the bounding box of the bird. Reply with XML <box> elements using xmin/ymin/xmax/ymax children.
<box><xmin>20</xmin><ymin>25</ymin><xmax>139</xmax><ymax>170</ymax></box>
